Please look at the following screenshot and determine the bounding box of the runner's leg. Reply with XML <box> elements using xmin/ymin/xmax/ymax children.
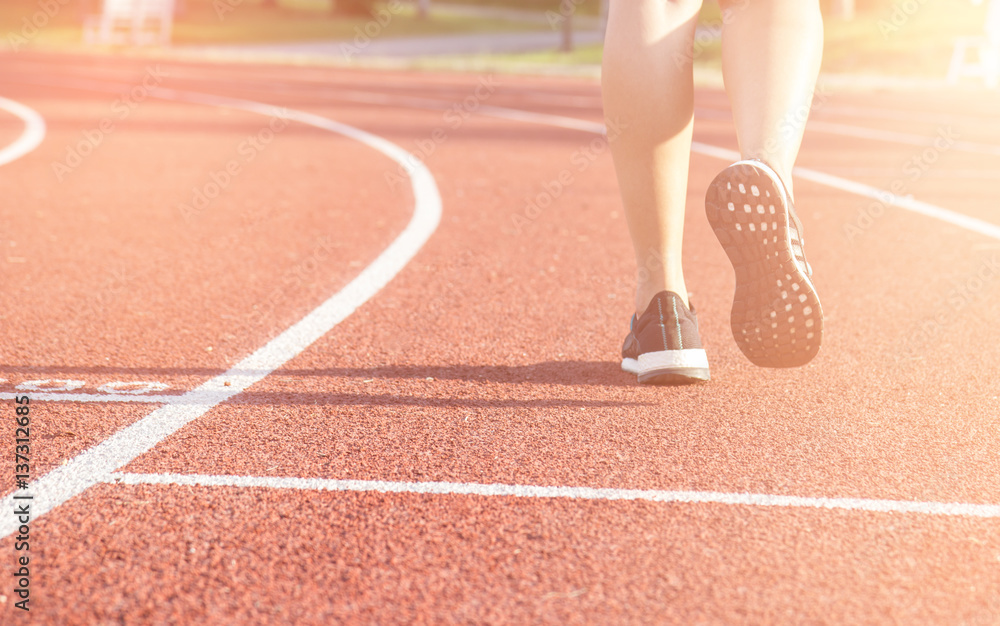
<box><xmin>602</xmin><ymin>0</ymin><xmax>704</xmax><ymax>314</ymax></box>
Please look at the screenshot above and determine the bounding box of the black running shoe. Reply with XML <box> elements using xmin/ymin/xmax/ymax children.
<box><xmin>705</xmin><ymin>160</ymin><xmax>823</xmax><ymax>368</ymax></box>
<box><xmin>621</xmin><ymin>291</ymin><xmax>710</xmax><ymax>384</ymax></box>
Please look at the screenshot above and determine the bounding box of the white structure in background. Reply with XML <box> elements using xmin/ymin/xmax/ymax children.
<box><xmin>947</xmin><ymin>0</ymin><xmax>1000</xmax><ymax>87</ymax></box>
<box><xmin>83</xmin><ymin>0</ymin><xmax>175</xmax><ymax>46</ymax></box>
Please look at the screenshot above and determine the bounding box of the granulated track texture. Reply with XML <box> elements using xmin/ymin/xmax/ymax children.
<box><xmin>1</xmin><ymin>51</ymin><xmax>999</xmax><ymax>625</ymax></box>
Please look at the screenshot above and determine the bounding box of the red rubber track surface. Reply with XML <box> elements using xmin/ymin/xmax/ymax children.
<box><xmin>1</xmin><ymin>53</ymin><xmax>999</xmax><ymax>623</ymax></box>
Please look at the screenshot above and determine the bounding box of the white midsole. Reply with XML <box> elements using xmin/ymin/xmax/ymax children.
<box><xmin>637</xmin><ymin>349</ymin><xmax>709</xmax><ymax>373</ymax></box>
<box><xmin>621</xmin><ymin>357</ymin><xmax>640</xmax><ymax>375</ymax></box>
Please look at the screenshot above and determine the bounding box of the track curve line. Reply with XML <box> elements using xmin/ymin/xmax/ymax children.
<box><xmin>0</xmin><ymin>96</ymin><xmax>46</xmax><ymax>166</ymax></box>
<box><xmin>0</xmin><ymin>85</ymin><xmax>442</xmax><ymax>540</ymax></box>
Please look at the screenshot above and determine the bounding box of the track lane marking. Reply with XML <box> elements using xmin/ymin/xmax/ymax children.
<box><xmin>805</xmin><ymin>120</ymin><xmax>1000</xmax><ymax>157</ymax></box>
<box><xmin>326</xmin><ymin>90</ymin><xmax>1000</xmax><ymax>242</ymax></box>
<box><xmin>690</xmin><ymin>142</ymin><xmax>1000</xmax><ymax>241</ymax></box>
<box><xmin>108</xmin><ymin>472</ymin><xmax>1000</xmax><ymax>519</ymax></box>
<box><xmin>5</xmin><ymin>77</ymin><xmax>998</xmax><ymax>527</ymax></box>
<box><xmin>0</xmin><ymin>84</ymin><xmax>443</xmax><ymax>540</ymax></box>
<box><xmin>453</xmin><ymin>99</ymin><xmax>1000</xmax><ymax>242</ymax></box>
<box><xmin>0</xmin><ymin>392</ymin><xmax>176</xmax><ymax>404</ymax></box>
<box><xmin>817</xmin><ymin>102</ymin><xmax>1000</xmax><ymax>127</ymax></box>
<box><xmin>694</xmin><ymin>107</ymin><xmax>1000</xmax><ymax>157</ymax></box>
<box><xmin>333</xmin><ymin>91</ymin><xmax>1000</xmax><ymax>157</ymax></box>
<box><xmin>14</xmin><ymin>63</ymin><xmax>1000</xmax><ymax>154</ymax></box>
<box><xmin>0</xmin><ymin>96</ymin><xmax>45</xmax><ymax>165</ymax></box>
<box><xmin>423</xmin><ymin>98</ymin><xmax>1000</xmax><ymax>242</ymax></box>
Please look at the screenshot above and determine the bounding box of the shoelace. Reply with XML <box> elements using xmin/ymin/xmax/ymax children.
<box><xmin>749</xmin><ymin>159</ymin><xmax>813</xmax><ymax>279</ymax></box>
<box><xmin>787</xmin><ymin>206</ymin><xmax>813</xmax><ymax>278</ymax></box>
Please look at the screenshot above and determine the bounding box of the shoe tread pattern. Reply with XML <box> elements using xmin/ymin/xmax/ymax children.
<box><xmin>705</xmin><ymin>164</ymin><xmax>823</xmax><ymax>368</ymax></box>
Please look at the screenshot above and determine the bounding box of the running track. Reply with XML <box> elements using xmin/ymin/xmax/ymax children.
<box><xmin>1</xmin><ymin>52</ymin><xmax>999</xmax><ymax>623</ymax></box>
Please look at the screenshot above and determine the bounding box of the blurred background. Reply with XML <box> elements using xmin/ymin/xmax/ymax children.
<box><xmin>1</xmin><ymin>0</ymin><xmax>997</xmax><ymax>85</ymax></box>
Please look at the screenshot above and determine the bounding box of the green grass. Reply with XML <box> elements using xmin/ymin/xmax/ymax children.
<box><xmin>438</xmin><ymin>0</ymin><xmax>601</xmax><ymax>17</ymax></box>
<box><xmin>819</xmin><ymin>2</ymin><xmax>989</xmax><ymax>76</ymax></box>
<box><xmin>466</xmin><ymin>41</ymin><xmax>602</xmax><ymax>66</ymax></box>
<box><xmin>0</xmin><ymin>0</ymin><xmax>549</xmax><ymax>49</ymax></box>
<box><xmin>2</xmin><ymin>0</ymin><xmax>989</xmax><ymax>79</ymax></box>
<box><xmin>174</xmin><ymin>1</ymin><xmax>550</xmax><ymax>45</ymax></box>
<box><xmin>425</xmin><ymin>2</ymin><xmax>994</xmax><ymax>78</ymax></box>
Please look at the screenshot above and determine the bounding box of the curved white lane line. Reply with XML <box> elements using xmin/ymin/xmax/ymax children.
<box><xmin>33</xmin><ymin>77</ymin><xmax>998</xmax><ymax>243</ymax></box>
<box><xmin>0</xmin><ymin>96</ymin><xmax>45</xmax><ymax>166</ymax></box>
<box><xmin>0</xmin><ymin>85</ymin><xmax>442</xmax><ymax>539</ymax></box>
<box><xmin>6</xmin><ymin>77</ymin><xmax>996</xmax><ymax>524</ymax></box>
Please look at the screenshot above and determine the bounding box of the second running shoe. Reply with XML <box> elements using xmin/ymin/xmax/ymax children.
<box><xmin>705</xmin><ymin>160</ymin><xmax>823</xmax><ymax>368</ymax></box>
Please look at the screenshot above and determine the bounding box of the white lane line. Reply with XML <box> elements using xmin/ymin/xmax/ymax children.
<box><xmin>456</xmin><ymin>102</ymin><xmax>1000</xmax><ymax>244</ymax></box>
<box><xmin>693</xmin><ymin>139</ymin><xmax>1000</xmax><ymax>241</ymax></box>
<box><xmin>109</xmin><ymin>472</ymin><xmax>1000</xmax><ymax>519</ymax></box>
<box><xmin>818</xmin><ymin>103</ymin><xmax>1000</xmax><ymax>128</ymax></box>
<box><xmin>697</xmin><ymin>106</ymin><xmax>1000</xmax><ymax>157</ymax></box>
<box><xmin>0</xmin><ymin>96</ymin><xmax>45</xmax><ymax>166</ymax></box>
<box><xmin>794</xmin><ymin>168</ymin><xmax>1000</xmax><ymax>179</ymax></box>
<box><xmin>791</xmin><ymin>167</ymin><xmax>1000</xmax><ymax>241</ymax></box>
<box><xmin>0</xmin><ymin>85</ymin><xmax>443</xmax><ymax>540</ymax></box>
<box><xmin>342</xmin><ymin>92</ymin><xmax>1000</xmax><ymax>159</ymax></box>
<box><xmin>353</xmin><ymin>91</ymin><xmax>1000</xmax><ymax>156</ymax></box>
<box><xmin>9</xmin><ymin>80</ymin><xmax>999</xmax><ymax>524</ymax></box>
<box><xmin>335</xmin><ymin>91</ymin><xmax>1000</xmax><ymax>242</ymax></box>
<box><xmin>807</xmin><ymin>120</ymin><xmax>1000</xmax><ymax>158</ymax></box>
<box><xmin>687</xmin><ymin>140</ymin><xmax>1000</xmax><ymax>241</ymax></box>
<box><xmin>335</xmin><ymin>90</ymin><xmax>609</xmax><ymax>134</ymax></box>
<box><xmin>0</xmin><ymin>392</ymin><xmax>176</xmax><ymax>404</ymax></box>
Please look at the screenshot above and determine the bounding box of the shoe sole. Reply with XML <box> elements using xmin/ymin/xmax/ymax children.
<box><xmin>621</xmin><ymin>357</ymin><xmax>640</xmax><ymax>375</ymax></box>
<box><xmin>625</xmin><ymin>349</ymin><xmax>710</xmax><ymax>384</ymax></box>
<box><xmin>705</xmin><ymin>162</ymin><xmax>823</xmax><ymax>368</ymax></box>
